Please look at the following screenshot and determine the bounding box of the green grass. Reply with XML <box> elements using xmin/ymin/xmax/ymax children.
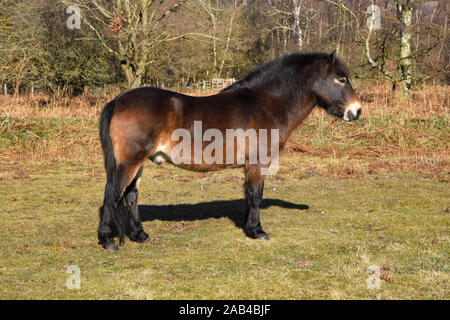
<box><xmin>0</xmin><ymin>159</ymin><xmax>448</xmax><ymax>299</ymax></box>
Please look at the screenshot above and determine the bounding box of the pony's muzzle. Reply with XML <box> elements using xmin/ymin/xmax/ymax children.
<box><xmin>343</xmin><ymin>102</ymin><xmax>362</xmax><ymax>121</ymax></box>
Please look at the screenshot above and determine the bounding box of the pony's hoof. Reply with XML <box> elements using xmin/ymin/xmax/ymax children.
<box><xmin>245</xmin><ymin>228</ymin><xmax>270</xmax><ymax>240</ymax></box>
<box><xmin>130</xmin><ymin>231</ymin><xmax>149</xmax><ymax>243</ymax></box>
<box><xmin>256</xmin><ymin>233</ymin><xmax>270</xmax><ymax>240</ymax></box>
<box><xmin>104</xmin><ymin>243</ymin><xmax>119</xmax><ymax>251</ymax></box>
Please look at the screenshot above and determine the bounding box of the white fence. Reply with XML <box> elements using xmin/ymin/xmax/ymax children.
<box><xmin>192</xmin><ymin>78</ymin><xmax>237</xmax><ymax>90</ymax></box>
<box><xmin>158</xmin><ymin>78</ymin><xmax>236</xmax><ymax>91</ymax></box>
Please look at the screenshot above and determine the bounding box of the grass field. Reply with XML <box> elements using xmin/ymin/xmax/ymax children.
<box><xmin>0</xmin><ymin>83</ymin><xmax>448</xmax><ymax>299</ymax></box>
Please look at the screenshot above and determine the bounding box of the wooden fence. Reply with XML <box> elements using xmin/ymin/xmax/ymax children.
<box><xmin>157</xmin><ymin>78</ymin><xmax>236</xmax><ymax>91</ymax></box>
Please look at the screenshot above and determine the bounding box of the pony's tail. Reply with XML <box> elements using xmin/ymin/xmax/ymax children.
<box><xmin>99</xmin><ymin>101</ymin><xmax>127</xmax><ymax>245</ymax></box>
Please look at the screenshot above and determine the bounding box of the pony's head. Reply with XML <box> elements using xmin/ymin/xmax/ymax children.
<box><xmin>312</xmin><ymin>51</ymin><xmax>361</xmax><ymax>121</ymax></box>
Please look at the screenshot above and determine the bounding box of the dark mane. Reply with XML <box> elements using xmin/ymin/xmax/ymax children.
<box><xmin>221</xmin><ymin>52</ymin><xmax>350</xmax><ymax>93</ymax></box>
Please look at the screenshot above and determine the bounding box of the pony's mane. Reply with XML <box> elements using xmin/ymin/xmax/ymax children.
<box><xmin>221</xmin><ymin>52</ymin><xmax>350</xmax><ymax>92</ymax></box>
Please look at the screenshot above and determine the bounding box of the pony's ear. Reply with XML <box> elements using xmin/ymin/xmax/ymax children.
<box><xmin>328</xmin><ymin>50</ymin><xmax>337</xmax><ymax>64</ymax></box>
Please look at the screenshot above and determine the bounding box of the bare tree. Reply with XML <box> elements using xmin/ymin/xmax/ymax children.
<box><xmin>61</xmin><ymin>0</ymin><xmax>187</xmax><ymax>88</ymax></box>
<box><xmin>265</xmin><ymin>0</ymin><xmax>320</xmax><ymax>52</ymax></box>
<box><xmin>196</xmin><ymin>0</ymin><xmax>248</xmax><ymax>78</ymax></box>
<box><xmin>360</xmin><ymin>0</ymin><xmax>445</xmax><ymax>96</ymax></box>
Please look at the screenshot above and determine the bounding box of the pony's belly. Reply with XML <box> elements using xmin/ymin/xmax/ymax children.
<box><xmin>148</xmin><ymin>140</ymin><xmax>246</xmax><ymax>172</ymax></box>
<box><xmin>148</xmin><ymin>150</ymin><xmax>241</xmax><ymax>172</ymax></box>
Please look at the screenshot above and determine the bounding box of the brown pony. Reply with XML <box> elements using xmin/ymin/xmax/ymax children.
<box><xmin>98</xmin><ymin>51</ymin><xmax>362</xmax><ymax>251</ymax></box>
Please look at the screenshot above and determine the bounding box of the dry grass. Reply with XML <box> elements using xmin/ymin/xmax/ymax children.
<box><xmin>1</xmin><ymin>82</ymin><xmax>448</xmax><ymax>179</ymax></box>
<box><xmin>0</xmin><ymin>82</ymin><xmax>448</xmax><ymax>177</ymax></box>
<box><xmin>1</xmin><ymin>82</ymin><xmax>447</xmax><ymax>118</ymax></box>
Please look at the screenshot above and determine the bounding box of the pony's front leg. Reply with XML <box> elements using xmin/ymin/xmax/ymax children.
<box><xmin>244</xmin><ymin>165</ymin><xmax>269</xmax><ymax>240</ymax></box>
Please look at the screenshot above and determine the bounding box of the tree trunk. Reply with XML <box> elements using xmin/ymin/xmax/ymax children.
<box><xmin>292</xmin><ymin>0</ymin><xmax>303</xmax><ymax>52</ymax></box>
<box><xmin>397</xmin><ymin>1</ymin><xmax>413</xmax><ymax>97</ymax></box>
<box><xmin>122</xmin><ymin>63</ymin><xmax>143</xmax><ymax>88</ymax></box>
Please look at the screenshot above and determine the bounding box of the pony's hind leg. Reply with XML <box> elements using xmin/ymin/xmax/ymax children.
<box><xmin>98</xmin><ymin>183</ymin><xmax>121</xmax><ymax>251</ymax></box>
<box><xmin>98</xmin><ymin>162</ymin><xmax>143</xmax><ymax>251</ymax></box>
<box><xmin>244</xmin><ymin>165</ymin><xmax>269</xmax><ymax>240</ymax></box>
<box><xmin>124</xmin><ymin>166</ymin><xmax>149</xmax><ymax>243</ymax></box>
<box><xmin>99</xmin><ymin>203</ymin><xmax>118</xmax><ymax>250</ymax></box>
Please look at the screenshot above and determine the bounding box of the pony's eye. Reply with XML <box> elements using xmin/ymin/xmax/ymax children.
<box><xmin>337</xmin><ymin>77</ymin><xmax>347</xmax><ymax>84</ymax></box>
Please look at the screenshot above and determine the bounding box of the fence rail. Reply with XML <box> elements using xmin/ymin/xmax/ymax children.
<box><xmin>155</xmin><ymin>78</ymin><xmax>236</xmax><ymax>91</ymax></box>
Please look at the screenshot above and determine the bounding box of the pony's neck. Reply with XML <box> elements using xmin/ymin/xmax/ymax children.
<box><xmin>283</xmin><ymin>94</ymin><xmax>317</xmax><ymax>143</ymax></box>
<box><xmin>257</xmin><ymin>81</ymin><xmax>317</xmax><ymax>144</ymax></box>
<box><xmin>288</xmin><ymin>94</ymin><xmax>316</xmax><ymax>135</ymax></box>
